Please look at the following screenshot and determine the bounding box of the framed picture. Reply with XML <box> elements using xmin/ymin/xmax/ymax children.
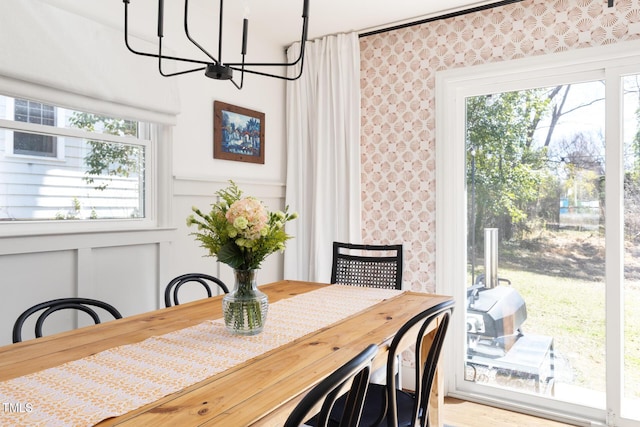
<box><xmin>213</xmin><ymin>101</ymin><xmax>265</xmax><ymax>164</ymax></box>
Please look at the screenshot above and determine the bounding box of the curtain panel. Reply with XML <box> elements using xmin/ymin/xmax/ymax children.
<box><xmin>284</xmin><ymin>32</ymin><xmax>362</xmax><ymax>282</ymax></box>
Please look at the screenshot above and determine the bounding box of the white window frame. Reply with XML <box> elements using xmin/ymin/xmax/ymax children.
<box><xmin>3</xmin><ymin>97</ymin><xmax>65</xmax><ymax>160</ymax></box>
<box><xmin>0</xmin><ymin>78</ymin><xmax>172</xmax><ymax>237</ymax></box>
<box><xmin>12</xmin><ymin>97</ymin><xmax>59</xmax><ymax>158</ymax></box>
<box><xmin>436</xmin><ymin>40</ymin><xmax>640</xmax><ymax>427</ymax></box>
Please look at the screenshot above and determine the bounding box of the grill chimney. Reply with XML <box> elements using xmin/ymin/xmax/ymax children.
<box><xmin>484</xmin><ymin>228</ymin><xmax>499</xmax><ymax>288</ymax></box>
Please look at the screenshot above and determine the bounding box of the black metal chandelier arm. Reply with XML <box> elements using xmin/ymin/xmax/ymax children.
<box><xmin>124</xmin><ymin>38</ymin><xmax>211</xmax><ymax>66</ymax></box>
<box><xmin>230</xmin><ymin>67</ymin><xmax>304</xmax><ymax>81</ymax></box>
<box><xmin>158</xmin><ymin>62</ymin><xmax>207</xmax><ymax>77</ymax></box>
<box><xmin>225</xmin><ymin>18</ymin><xmax>309</xmax><ymax>68</ymax></box>
<box><xmin>157</xmin><ymin>20</ymin><xmax>207</xmax><ymax>77</ymax></box>
<box><xmin>226</xmin><ymin>52</ymin><xmax>245</xmax><ymax>89</ymax></box>
<box><xmin>123</xmin><ymin>0</ymin><xmax>310</xmax><ymax>87</ymax></box>
<box><xmin>123</xmin><ymin>0</ymin><xmax>211</xmax><ymax>67</ymax></box>
<box><xmin>227</xmin><ymin>57</ymin><xmax>304</xmax><ymax>68</ymax></box>
<box><xmin>226</xmin><ymin>44</ymin><xmax>306</xmax><ymax>67</ymax></box>
<box><xmin>230</xmin><ymin>72</ymin><xmax>245</xmax><ymax>90</ymax></box>
<box><xmin>183</xmin><ymin>0</ymin><xmax>219</xmax><ymax>65</ymax></box>
<box><xmin>158</xmin><ymin>38</ymin><xmax>207</xmax><ymax>77</ymax></box>
<box><xmin>229</xmin><ymin>56</ymin><xmax>305</xmax><ymax>81</ymax></box>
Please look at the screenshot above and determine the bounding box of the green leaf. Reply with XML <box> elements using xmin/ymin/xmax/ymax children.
<box><xmin>217</xmin><ymin>242</ymin><xmax>245</xmax><ymax>269</ymax></box>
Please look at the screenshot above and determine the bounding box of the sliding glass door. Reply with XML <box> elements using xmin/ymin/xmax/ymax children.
<box><xmin>464</xmin><ymin>80</ymin><xmax>607</xmax><ymax>408</ymax></box>
<box><xmin>437</xmin><ymin>43</ymin><xmax>640</xmax><ymax>427</ymax></box>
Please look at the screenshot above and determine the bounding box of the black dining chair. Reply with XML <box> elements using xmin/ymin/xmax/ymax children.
<box><xmin>330</xmin><ymin>242</ymin><xmax>403</xmax><ymax>290</ymax></box>
<box><xmin>285</xmin><ymin>344</ymin><xmax>379</xmax><ymax>427</ymax></box>
<box><xmin>164</xmin><ymin>272</ymin><xmax>230</xmax><ymax>307</ymax></box>
<box><xmin>329</xmin><ymin>300</ymin><xmax>454</xmax><ymax>427</ymax></box>
<box><xmin>13</xmin><ymin>297</ymin><xmax>123</xmax><ymax>343</ymax></box>
<box><xmin>330</xmin><ymin>241</ymin><xmax>404</xmax><ymax>386</ymax></box>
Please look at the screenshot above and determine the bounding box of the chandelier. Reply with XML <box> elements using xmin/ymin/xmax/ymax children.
<box><xmin>122</xmin><ymin>0</ymin><xmax>309</xmax><ymax>89</ymax></box>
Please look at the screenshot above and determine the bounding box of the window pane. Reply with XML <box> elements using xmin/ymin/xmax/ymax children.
<box><xmin>0</xmin><ymin>94</ymin><xmax>148</xmax><ymax>222</ymax></box>
<box><xmin>465</xmin><ymin>82</ymin><xmax>606</xmax><ymax>408</ymax></box>
<box><xmin>42</xmin><ymin>105</ymin><xmax>55</xmax><ymax>126</ymax></box>
<box><xmin>14</xmin><ymin>100</ymin><xmax>28</xmax><ymax>122</ymax></box>
<box><xmin>0</xmin><ymin>131</ymin><xmax>144</xmax><ymax>221</ymax></box>
<box><xmin>622</xmin><ymin>74</ymin><xmax>640</xmax><ymax>421</ymax></box>
<box><xmin>13</xmin><ymin>132</ymin><xmax>57</xmax><ymax>157</ymax></box>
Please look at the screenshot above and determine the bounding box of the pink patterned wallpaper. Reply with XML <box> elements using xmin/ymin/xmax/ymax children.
<box><xmin>359</xmin><ymin>0</ymin><xmax>640</xmax><ymax>292</ymax></box>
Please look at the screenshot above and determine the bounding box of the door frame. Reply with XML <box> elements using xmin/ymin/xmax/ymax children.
<box><xmin>435</xmin><ymin>40</ymin><xmax>640</xmax><ymax>427</ymax></box>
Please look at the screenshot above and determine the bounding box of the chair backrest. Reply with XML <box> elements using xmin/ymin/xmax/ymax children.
<box><xmin>382</xmin><ymin>300</ymin><xmax>454</xmax><ymax>427</ymax></box>
<box><xmin>284</xmin><ymin>344</ymin><xmax>378</xmax><ymax>427</ymax></box>
<box><xmin>13</xmin><ymin>297</ymin><xmax>123</xmax><ymax>343</ymax></box>
<box><xmin>330</xmin><ymin>241</ymin><xmax>403</xmax><ymax>290</ymax></box>
<box><xmin>164</xmin><ymin>273</ymin><xmax>230</xmax><ymax>307</ymax></box>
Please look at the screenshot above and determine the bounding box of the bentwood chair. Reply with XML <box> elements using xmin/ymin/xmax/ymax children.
<box><xmin>330</xmin><ymin>242</ymin><xmax>403</xmax><ymax>290</ymax></box>
<box><xmin>13</xmin><ymin>297</ymin><xmax>123</xmax><ymax>343</ymax></box>
<box><xmin>330</xmin><ymin>300</ymin><xmax>454</xmax><ymax>427</ymax></box>
<box><xmin>164</xmin><ymin>273</ymin><xmax>229</xmax><ymax>307</ymax></box>
<box><xmin>285</xmin><ymin>344</ymin><xmax>379</xmax><ymax>427</ymax></box>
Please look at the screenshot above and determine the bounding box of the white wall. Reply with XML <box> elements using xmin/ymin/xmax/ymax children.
<box><xmin>0</xmin><ymin>1</ymin><xmax>289</xmax><ymax>346</ymax></box>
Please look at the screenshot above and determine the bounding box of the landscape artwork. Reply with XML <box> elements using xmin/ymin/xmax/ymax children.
<box><xmin>213</xmin><ymin>101</ymin><xmax>265</xmax><ymax>164</ymax></box>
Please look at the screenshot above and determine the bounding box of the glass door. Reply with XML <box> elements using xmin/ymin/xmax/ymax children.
<box><xmin>464</xmin><ymin>81</ymin><xmax>607</xmax><ymax>409</ymax></box>
<box><xmin>437</xmin><ymin>47</ymin><xmax>640</xmax><ymax>427</ymax></box>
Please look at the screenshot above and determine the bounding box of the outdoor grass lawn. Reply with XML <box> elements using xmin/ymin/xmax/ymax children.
<box><xmin>498</xmin><ymin>266</ymin><xmax>640</xmax><ymax>398</ymax></box>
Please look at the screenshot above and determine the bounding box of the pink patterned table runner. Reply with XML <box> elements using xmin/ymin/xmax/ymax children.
<box><xmin>0</xmin><ymin>285</ymin><xmax>401</xmax><ymax>427</ymax></box>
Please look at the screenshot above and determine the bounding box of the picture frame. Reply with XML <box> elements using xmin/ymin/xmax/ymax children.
<box><xmin>213</xmin><ymin>101</ymin><xmax>265</xmax><ymax>164</ymax></box>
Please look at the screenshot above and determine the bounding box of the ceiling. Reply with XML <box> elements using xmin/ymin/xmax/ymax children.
<box><xmin>248</xmin><ymin>0</ymin><xmax>497</xmax><ymax>44</ymax></box>
<box><xmin>42</xmin><ymin>0</ymin><xmax>497</xmax><ymax>46</ymax></box>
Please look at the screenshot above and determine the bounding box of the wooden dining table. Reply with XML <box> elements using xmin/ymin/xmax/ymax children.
<box><xmin>0</xmin><ymin>280</ymin><xmax>453</xmax><ymax>426</ymax></box>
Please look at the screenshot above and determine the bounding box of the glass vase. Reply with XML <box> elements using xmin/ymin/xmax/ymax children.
<box><xmin>222</xmin><ymin>269</ymin><xmax>268</xmax><ymax>335</ymax></box>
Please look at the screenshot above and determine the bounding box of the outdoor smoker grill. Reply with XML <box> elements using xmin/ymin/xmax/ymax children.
<box><xmin>467</xmin><ymin>279</ymin><xmax>527</xmax><ymax>358</ymax></box>
<box><xmin>466</xmin><ymin>229</ymin><xmax>555</xmax><ymax>394</ymax></box>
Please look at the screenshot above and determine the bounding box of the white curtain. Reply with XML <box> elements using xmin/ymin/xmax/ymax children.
<box><xmin>284</xmin><ymin>33</ymin><xmax>362</xmax><ymax>283</ymax></box>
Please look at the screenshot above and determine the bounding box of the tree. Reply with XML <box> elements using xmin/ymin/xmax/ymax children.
<box><xmin>466</xmin><ymin>89</ymin><xmax>551</xmax><ymax>242</ymax></box>
<box><xmin>68</xmin><ymin>113</ymin><xmax>141</xmax><ymax>191</ymax></box>
<box><xmin>246</xmin><ymin>117</ymin><xmax>261</xmax><ymax>150</ymax></box>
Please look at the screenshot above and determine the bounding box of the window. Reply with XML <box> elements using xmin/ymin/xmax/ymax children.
<box><xmin>13</xmin><ymin>99</ymin><xmax>57</xmax><ymax>157</ymax></box>
<box><xmin>0</xmin><ymin>94</ymin><xmax>153</xmax><ymax>225</ymax></box>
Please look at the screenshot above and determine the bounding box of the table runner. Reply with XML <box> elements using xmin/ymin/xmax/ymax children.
<box><xmin>0</xmin><ymin>285</ymin><xmax>402</xmax><ymax>427</ymax></box>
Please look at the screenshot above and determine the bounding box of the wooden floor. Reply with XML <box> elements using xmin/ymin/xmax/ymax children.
<box><xmin>442</xmin><ymin>397</ymin><xmax>576</xmax><ymax>427</ymax></box>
